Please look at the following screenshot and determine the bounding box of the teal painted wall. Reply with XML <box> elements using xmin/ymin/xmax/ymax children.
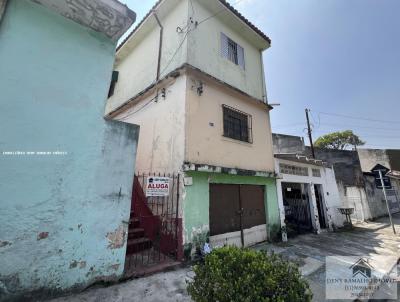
<box><xmin>0</xmin><ymin>0</ymin><xmax>138</xmax><ymax>300</ymax></box>
<box><xmin>183</xmin><ymin>171</ymin><xmax>280</xmax><ymax>250</ymax></box>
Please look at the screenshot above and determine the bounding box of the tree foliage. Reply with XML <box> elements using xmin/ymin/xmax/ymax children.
<box><xmin>187</xmin><ymin>246</ymin><xmax>312</xmax><ymax>302</ymax></box>
<box><xmin>314</xmin><ymin>130</ymin><xmax>365</xmax><ymax>150</ymax></box>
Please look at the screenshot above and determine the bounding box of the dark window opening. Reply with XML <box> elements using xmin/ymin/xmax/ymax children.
<box><xmin>227</xmin><ymin>38</ymin><xmax>238</xmax><ymax>64</ymax></box>
<box><xmin>108</xmin><ymin>71</ymin><xmax>119</xmax><ymax>98</ymax></box>
<box><xmin>223</xmin><ymin>105</ymin><xmax>252</xmax><ymax>143</ymax></box>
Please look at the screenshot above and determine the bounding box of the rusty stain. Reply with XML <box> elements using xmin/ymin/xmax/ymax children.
<box><xmin>106</xmin><ymin>225</ymin><xmax>126</xmax><ymax>249</ymax></box>
<box><xmin>79</xmin><ymin>261</ymin><xmax>86</xmax><ymax>269</ymax></box>
<box><xmin>37</xmin><ymin>232</ymin><xmax>49</xmax><ymax>240</ymax></box>
<box><xmin>0</xmin><ymin>241</ymin><xmax>11</xmax><ymax>248</ymax></box>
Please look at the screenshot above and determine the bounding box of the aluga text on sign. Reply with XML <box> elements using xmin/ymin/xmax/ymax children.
<box><xmin>146</xmin><ymin>177</ymin><xmax>171</xmax><ymax>197</ymax></box>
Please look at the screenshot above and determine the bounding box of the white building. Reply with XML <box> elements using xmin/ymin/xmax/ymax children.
<box><xmin>275</xmin><ymin>154</ymin><xmax>345</xmax><ymax>241</ymax></box>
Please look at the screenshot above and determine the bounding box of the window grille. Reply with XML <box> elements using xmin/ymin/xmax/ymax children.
<box><xmin>312</xmin><ymin>168</ymin><xmax>321</xmax><ymax>177</ymax></box>
<box><xmin>279</xmin><ymin>164</ymin><xmax>309</xmax><ymax>176</ymax></box>
<box><xmin>223</xmin><ymin>105</ymin><xmax>252</xmax><ymax>143</ymax></box>
<box><xmin>221</xmin><ymin>33</ymin><xmax>245</xmax><ymax>69</ymax></box>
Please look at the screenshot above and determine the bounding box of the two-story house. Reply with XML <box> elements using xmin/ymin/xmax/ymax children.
<box><xmin>106</xmin><ymin>0</ymin><xmax>279</xmax><ymax>257</ymax></box>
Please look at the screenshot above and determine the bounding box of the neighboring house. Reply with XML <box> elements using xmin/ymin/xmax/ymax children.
<box><xmin>275</xmin><ymin>155</ymin><xmax>345</xmax><ymax>241</ymax></box>
<box><xmin>271</xmin><ymin>134</ymin><xmax>400</xmax><ymax>223</ymax></box>
<box><xmin>272</xmin><ymin>134</ymin><xmax>345</xmax><ymax>241</ymax></box>
<box><xmin>358</xmin><ymin>149</ymin><xmax>400</xmax><ymax>216</ymax></box>
<box><xmin>0</xmin><ymin>0</ymin><xmax>136</xmax><ymax>300</ymax></box>
<box><xmin>106</xmin><ymin>0</ymin><xmax>280</xmax><ymax>257</ymax></box>
<box><xmin>304</xmin><ymin>147</ymin><xmax>370</xmax><ymax>222</ymax></box>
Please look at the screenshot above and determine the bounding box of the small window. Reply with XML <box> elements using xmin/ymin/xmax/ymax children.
<box><xmin>223</xmin><ymin>105</ymin><xmax>252</xmax><ymax>143</ymax></box>
<box><xmin>221</xmin><ymin>33</ymin><xmax>245</xmax><ymax>69</ymax></box>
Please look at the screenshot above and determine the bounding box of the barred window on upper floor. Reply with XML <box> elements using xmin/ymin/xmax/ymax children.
<box><xmin>223</xmin><ymin>105</ymin><xmax>252</xmax><ymax>143</ymax></box>
<box><xmin>221</xmin><ymin>33</ymin><xmax>245</xmax><ymax>69</ymax></box>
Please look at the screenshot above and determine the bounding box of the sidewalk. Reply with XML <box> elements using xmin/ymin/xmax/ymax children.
<box><xmin>47</xmin><ymin>214</ymin><xmax>400</xmax><ymax>302</ymax></box>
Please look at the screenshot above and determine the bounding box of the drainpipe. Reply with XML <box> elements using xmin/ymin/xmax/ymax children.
<box><xmin>259</xmin><ymin>49</ymin><xmax>267</xmax><ymax>103</ymax></box>
<box><xmin>153</xmin><ymin>11</ymin><xmax>163</xmax><ymax>82</ymax></box>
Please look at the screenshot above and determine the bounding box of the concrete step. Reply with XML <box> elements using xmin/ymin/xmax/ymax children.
<box><xmin>129</xmin><ymin>217</ymin><xmax>140</xmax><ymax>228</ymax></box>
<box><xmin>128</xmin><ymin>228</ymin><xmax>145</xmax><ymax>239</ymax></box>
<box><xmin>127</xmin><ymin>237</ymin><xmax>152</xmax><ymax>254</ymax></box>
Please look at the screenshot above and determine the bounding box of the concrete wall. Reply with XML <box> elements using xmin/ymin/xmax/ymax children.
<box><xmin>363</xmin><ymin>175</ymin><xmax>389</xmax><ymax>218</ymax></box>
<box><xmin>185</xmin><ymin>71</ymin><xmax>275</xmax><ymax>172</ymax></box>
<box><xmin>0</xmin><ymin>1</ymin><xmax>138</xmax><ymax>299</ymax></box>
<box><xmin>272</xmin><ymin>133</ymin><xmax>305</xmax><ymax>154</ymax></box>
<box><xmin>358</xmin><ymin>149</ymin><xmax>391</xmax><ymax>172</ymax></box>
<box><xmin>387</xmin><ymin>150</ymin><xmax>400</xmax><ymax>171</ymax></box>
<box><xmin>358</xmin><ymin>148</ymin><xmax>400</xmax><ymax>172</ymax></box>
<box><xmin>187</xmin><ymin>0</ymin><xmax>267</xmax><ymax>101</ymax></box>
<box><xmin>115</xmin><ymin>74</ymin><xmax>187</xmax><ymax>173</ymax></box>
<box><xmin>182</xmin><ymin>171</ymin><xmax>279</xmax><ymax>255</ymax></box>
<box><xmin>307</xmin><ymin>147</ymin><xmax>365</xmax><ymax>187</ymax></box>
<box><xmin>106</xmin><ymin>0</ymin><xmax>189</xmax><ymax>114</ymax></box>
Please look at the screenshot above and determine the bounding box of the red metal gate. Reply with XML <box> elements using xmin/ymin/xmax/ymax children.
<box><xmin>124</xmin><ymin>173</ymin><xmax>183</xmax><ymax>277</ymax></box>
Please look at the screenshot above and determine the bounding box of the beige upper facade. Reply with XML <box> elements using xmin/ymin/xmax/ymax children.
<box><xmin>110</xmin><ymin>0</ymin><xmax>274</xmax><ymax>174</ymax></box>
<box><xmin>106</xmin><ymin>0</ymin><xmax>270</xmax><ymax>115</ymax></box>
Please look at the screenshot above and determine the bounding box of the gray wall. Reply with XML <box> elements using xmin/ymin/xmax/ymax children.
<box><xmin>306</xmin><ymin>147</ymin><xmax>365</xmax><ymax>187</ymax></box>
<box><xmin>358</xmin><ymin>148</ymin><xmax>400</xmax><ymax>172</ymax></box>
<box><xmin>272</xmin><ymin>133</ymin><xmax>305</xmax><ymax>154</ymax></box>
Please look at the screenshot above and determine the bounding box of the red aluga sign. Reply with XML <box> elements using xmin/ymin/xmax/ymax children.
<box><xmin>145</xmin><ymin>177</ymin><xmax>170</xmax><ymax>197</ymax></box>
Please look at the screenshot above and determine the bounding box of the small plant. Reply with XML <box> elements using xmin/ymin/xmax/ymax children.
<box><xmin>187</xmin><ymin>246</ymin><xmax>312</xmax><ymax>302</ymax></box>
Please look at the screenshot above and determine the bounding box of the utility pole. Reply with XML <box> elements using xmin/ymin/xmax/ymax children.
<box><xmin>305</xmin><ymin>109</ymin><xmax>315</xmax><ymax>158</ymax></box>
<box><xmin>378</xmin><ymin>170</ymin><xmax>396</xmax><ymax>234</ymax></box>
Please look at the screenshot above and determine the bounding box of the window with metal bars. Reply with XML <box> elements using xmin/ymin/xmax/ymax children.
<box><xmin>221</xmin><ymin>33</ymin><xmax>245</xmax><ymax>69</ymax></box>
<box><xmin>223</xmin><ymin>105</ymin><xmax>252</xmax><ymax>143</ymax></box>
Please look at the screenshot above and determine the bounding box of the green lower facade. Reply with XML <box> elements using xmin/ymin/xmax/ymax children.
<box><xmin>182</xmin><ymin>171</ymin><xmax>280</xmax><ymax>257</ymax></box>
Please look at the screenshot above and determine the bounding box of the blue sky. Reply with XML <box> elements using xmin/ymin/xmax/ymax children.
<box><xmin>121</xmin><ymin>0</ymin><xmax>400</xmax><ymax>149</ymax></box>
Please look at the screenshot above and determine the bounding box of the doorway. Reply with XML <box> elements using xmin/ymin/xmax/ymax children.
<box><xmin>314</xmin><ymin>184</ymin><xmax>327</xmax><ymax>229</ymax></box>
<box><xmin>281</xmin><ymin>183</ymin><xmax>313</xmax><ymax>237</ymax></box>
<box><xmin>209</xmin><ymin>184</ymin><xmax>266</xmax><ymax>247</ymax></box>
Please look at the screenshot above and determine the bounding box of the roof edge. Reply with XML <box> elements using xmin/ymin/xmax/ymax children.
<box><xmin>117</xmin><ymin>0</ymin><xmax>271</xmax><ymax>53</ymax></box>
<box><xmin>105</xmin><ymin>63</ymin><xmax>272</xmax><ymax>119</ymax></box>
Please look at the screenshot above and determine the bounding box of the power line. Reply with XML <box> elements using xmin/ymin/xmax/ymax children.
<box><xmin>315</xmin><ymin>123</ymin><xmax>400</xmax><ymax>132</ymax></box>
<box><xmin>159</xmin><ymin>0</ymin><xmax>247</xmax><ymax>79</ymax></box>
<box><xmin>196</xmin><ymin>0</ymin><xmax>247</xmax><ymax>27</ymax></box>
<box><xmin>116</xmin><ymin>0</ymin><xmax>251</xmax><ymax>121</ymax></box>
<box><xmin>159</xmin><ymin>30</ymin><xmax>190</xmax><ymax>78</ymax></box>
<box><xmin>318</xmin><ymin>111</ymin><xmax>400</xmax><ymax>124</ymax></box>
<box><xmin>272</xmin><ymin>122</ymin><xmax>305</xmax><ymax>128</ymax></box>
<box><xmin>118</xmin><ymin>94</ymin><xmax>159</xmax><ymax>121</ymax></box>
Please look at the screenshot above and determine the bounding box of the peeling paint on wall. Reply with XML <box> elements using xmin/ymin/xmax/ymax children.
<box><xmin>106</xmin><ymin>225</ymin><xmax>126</xmax><ymax>249</ymax></box>
<box><xmin>0</xmin><ymin>1</ymin><xmax>138</xmax><ymax>300</ymax></box>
